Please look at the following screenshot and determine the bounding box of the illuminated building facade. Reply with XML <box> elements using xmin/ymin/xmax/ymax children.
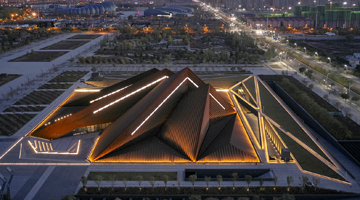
<box><xmin>30</xmin><ymin>68</ymin><xmax>260</xmax><ymax>163</ymax></box>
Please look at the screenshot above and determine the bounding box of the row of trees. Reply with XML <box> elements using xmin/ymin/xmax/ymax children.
<box><xmin>0</xmin><ymin>28</ymin><xmax>59</xmax><ymax>54</ymax></box>
<box><xmin>278</xmin><ymin>77</ymin><xmax>354</xmax><ymax>139</ymax></box>
<box><xmin>81</xmin><ymin>174</ymin><xmax>320</xmax><ymax>191</ymax></box>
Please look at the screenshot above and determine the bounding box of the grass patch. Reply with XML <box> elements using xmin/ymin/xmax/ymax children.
<box><xmin>68</xmin><ymin>34</ymin><xmax>100</xmax><ymax>39</ymax></box>
<box><xmin>39</xmin><ymin>83</ymin><xmax>73</xmax><ymax>89</ymax></box>
<box><xmin>4</xmin><ymin>106</ymin><xmax>45</xmax><ymax>112</ymax></box>
<box><xmin>41</xmin><ymin>40</ymin><xmax>89</xmax><ymax>50</ymax></box>
<box><xmin>14</xmin><ymin>90</ymin><xmax>64</xmax><ymax>105</ymax></box>
<box><xmin>9</xmin><ymin>51</ymin><xmax>69</xmax><ymax>62</ymax></box>
<box><xmin>258</xmin><ymin>81</ymin><xmax>332</xmax><ymax>163</ymax></box>
<box><xmin>0</xmin><ymin>114</ymin><xmax>37</xmax><ymax>136</ymax></box>
<box><xmin>87</xmin><ymin>172</ymin><xmax>177</xmax><ymax>181</ymax></box>
<box><xmin>0</xmin><ymin>74</ymin><xmax>21</xmax><ymax>86</ymax></box>
<box><xmin>49</xmin><ymin>71</ymin><xmax>88</xmax><ymax>83</ymax></box>
<box><xmin>243</xmin><ymin>76</ymin><xmax>256</xmax><ymax>100</ymax></box>
<box><xmin>275</xmin><ymin>127</ymin><xmax>345</xmax><ymax>181</ymax></box>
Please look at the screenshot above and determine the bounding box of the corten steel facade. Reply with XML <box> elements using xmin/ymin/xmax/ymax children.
<box><xmin>30</xmin><ymin>68</ymin><xmax>260</xmax><ymax>163</ymax></box>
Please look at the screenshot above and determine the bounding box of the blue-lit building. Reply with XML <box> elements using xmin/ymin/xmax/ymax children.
<box><xmin>54</xmin><ymin>2</ymin><xmax>116</xmax><ymax>16</ymax></box>
<box><xmin>144</xmin><ymin>5</ymin><xmax>194</xmax><ymax>18</ymax></box>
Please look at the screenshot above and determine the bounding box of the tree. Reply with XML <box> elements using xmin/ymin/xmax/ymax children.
<box><xmin>259</xmin><ymin>177</ymin><xmax>264</xmax><ymax>187</ymax></box>
<box><xmin>279</xmin><ymin>194</ymin><xmax>295</xmax><ymax>200</ymax></box>
<box><xmin>308</xmin><ymin>84</ymin><xmax>314</xmax><ymax>90</ymax></box>
<box><xmin>286</xmin><ymin>176</ymin><xmax>294</xmax><ymax>189</ymax></box>
<box><xmin>299</xmin><ymin>67</ymin><xmax>306</xmax><ymax>74</ymax></box>
<box><xmin>128</xmin><ymin>15</ymin><xmax>133</xmax><ymax>21</ymax></box>
<box><xmin>167</xmin><ymin>35</ymin><xmax>173</xmax><ymax>46</ymax></box>
<box><xmin>216</xmin><ymin>175</ymin><xmax>223</xmax><ymax>188</ymax></box>
<box><xmin>252</xmin><ymin>196</ymin><xmax>260</xmax><ymax>200</ymax></box>
<box><xmin>136</xmin><ymin>175</ymin><xmax>143</xmax><ymax>188</ymax></box>
<box><xmin>189</xmin><ymin>195</ymin><xmax>201</xmax><ymax>200</ymax></box>
<box><xmin>231</xmin><ymin>173</ymin><xmax>238</xmax><ymax>187</ymax></box>
<box><xmin>205</xmin><ymin>176</ymin><xmax>211</xmax><ymax>188</ymax></box>
<box><xmin>94</xmin><ymin>175</ymin><xmax>103</xmax><ymax>190</ymax></box>
<box><xmin>245</xmin><ymin>175</ymin><xmax>252</xmax><ymax>189</ymax></box>
<box><xmin>346</xmin><ymin>34</ymin><xmax>355</xmax><ymax>43</ymax></box>
<box><xmin>299</xmin><ymin>175</ymin><xmax>308</xmax><ymax>190</ymax></box>
<box><xmin>163</xmin><ymin>175</ymin><xmax>169</xmax><ymax>189</ymax></box>
<box><xmin>81</xmin><ymin>176</ymin><xmax>87</xmax><ymax>190</ymax></box>
<box><xmin>352</xmin><ymin>96</ymin><xmax>359</xmax><ymax>104</ymax></box>
<box><xmin>273</xmin><ymin>176</ymin><xmax>278</xmax><ymax>188</ymax></box>
<box><xmin>323</xmin><ymin>94</ymin><xmax>329</xmax><ymax>102</ymax></box>
<box><xmin>109</xmin><ymin>174</ymin><xmax>117</xmax><ymax>190</ymax></box>
<box><xmin>123</xmin><ymin>178</ymin><xmax>128</xmax><ymax>190</ymax></box>
<box><xmin>183</xmin><ymin>37</ymin><xmax>190</xmax><ymax>46</ymax></box>
<box><xmin>312</xmin><ymin>176</ymin><xmax>320</xmax><ymax>190</ymax></box>
<box><xmin>177</xmin><ymin>176</ymin><xmax>181</xmax><ymax>189</ymax></box>
<box><xmin>62</xmin><ymin>195</ymin><xmax>76</xmax><ymax>200</ymax></box>
<box><xmin>91</xmin><ymin>66</ymin><xmax>97</xmax><ymax>72</ymax></box>
<box><xmin>148</xmin><ymin>176</ymin><xmax>155</xmax><ymax>190</ymax></box>
<box><xmin>341</xmin><ymin>93</ymin><xmax>350</xmax><ymax>101</ymax></box>
<box><xmin>189</xmin><ymin>174</ymin><xmax>197</xmax><ymax>189</ymax></box>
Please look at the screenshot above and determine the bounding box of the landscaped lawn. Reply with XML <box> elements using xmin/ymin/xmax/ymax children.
<box><xmin>49</xmin><ymin>71</ymin><xmax>88</xmax><ymax>83</ymax></box>
<box><xmin>0</xmin><ymin>74</ymin><xmax>21</xmax><ymax>86</ymax></box>
<box><xmin>41</xmin><ymin>40</ymin><xmax>89</xmax><ymax>50</ymax></box>
<box><xmin>9</xmin><ymin>51</ymin><xmax>69</xmax><ymax>62</ymax></box>
<box><xmin>258</xmin><ymin>81</ymin><xmax>332</xmax><ymax>163</ymax></box>
<box><xmin>68</xmin><ymin>34</ymin><xmax>100</xmax><ymax>40</ymax></box>
<box><xmin>87</xmin><ymin>172</ymin><xmax>177</xmax><ymax>181</ymax></box>
<box><xmin>243</xmin><ymin>76</ymin><xmax>256</xmax><ymax>100</ymax></box>
<box><xmin>275</xmin><ymin>127</ymin><xmax>345</xmax><ymax>181</ymax></box>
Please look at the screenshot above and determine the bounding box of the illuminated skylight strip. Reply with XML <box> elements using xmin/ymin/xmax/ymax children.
<box><xmin>28</xmin><ymin>140</ymin><xmax>81</xmax><ymax>155</ymax></box>
<box><xmin>93</xmin><ymin>76</ymin><xmax>169</xmax><ymax>114</ymax></box>
<box><xmin>90</xmin><ymin>85</ymin><xmax>131</xmax><ymax>104</ymax></box>
<box><xmin>131</xmin><ymin>77</ymin><xmax>199</xmax><ymax>136</ymax></box>
<box><xmin>209</xmin><ymin>93</ymin><xmax>225</xmax><ymax>110</ymax></box>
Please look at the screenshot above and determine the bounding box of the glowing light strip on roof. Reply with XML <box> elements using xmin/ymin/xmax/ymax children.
<box><xmin>209</xmin><ymin>93</ymin><xmax>225</xmax><ymax>110</ymax></box>
<box><xmin>90</xmin><ymin>85</ymin><xmax>131</xmax><ymax>104</ymax></box>
<box><xmin>131</xmin><ymin>77</ymin><xmax>198</xmax><ymax>136</ymax></box>
<box><xmin>28</xmin><ymin>140</ymin><xmax>81</xmax><ymax>155</ymax></box>
<box><xmin>93</xmin><ymin>76</ymin><xmax>169</xmax><ymax>114</ymax></box>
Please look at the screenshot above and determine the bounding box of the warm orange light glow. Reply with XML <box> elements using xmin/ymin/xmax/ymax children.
<box><xmin>93</xmin><ymin>76</ymin><xmax>169</xmax><ymax>114</ymax></box>
<box><xmin>130</xmin><ymin>77</ymin><xmax>198</xmax><ymax>136</ymax></box>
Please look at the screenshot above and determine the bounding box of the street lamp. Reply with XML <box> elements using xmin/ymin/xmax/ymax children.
<box><xmin>349</xmin><ymin>84</ymin><xmax>354</xmax><ymax>93</ymax></box>
<box><xmin>344</xmin><ymin>64</ymin><xmax>348</xmax><ymax>71</ymax></box>
<box><xmin>304</xmin><ymin>47</ymin><xmax>306</xmax><ymax>53</ymax></box>
<box><xmin>327</xmin><ymin>57</ymin><xmax>331</xmax><ymax>64</ymax></box>
<box><xmin>294</xmin><ymin>43</ymin><xmax>297</xmax><ymax>49</ymax></box>
<box><xmin>326</xmin><ymin>72</ymin><xmax>331</xmax><ymax>82</ymax></box>
<box><xmin>315</xmin><ymin>52</ymin><xmax>318</xmax><ymax>57</ymax></box>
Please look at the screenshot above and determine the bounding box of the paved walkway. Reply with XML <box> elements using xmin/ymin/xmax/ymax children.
<box><xmin>24</xmin><ymin>166</ymin><xmax>55</xmax><ymax>200</ymax></box>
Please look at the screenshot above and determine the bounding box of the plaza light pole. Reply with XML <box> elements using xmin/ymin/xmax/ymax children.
<box><xmin>349</xmin><ymin>84</ymin><xmax>354</xmax><ymax>93</ymax></box>
<box><xmin>326</xmin><ymin>72</ymin><xmax>331</xmax><ymax>82</ymax></box>
<box><xmin>327</xmin><ymin>57</ymin><xmax>331</xmax><ymax>64</ymax></box>
<box><xmin>315</xmin><ymin>52</ymin><xmax>318</xmax><ymax>57</ymax></box>
<box><xmin>294</xmin><ymin>43</ymin><xmax>297</xmax><ymax>50</ymax></box>
<box><xmin>304</xmin><ymin>47</ymin><xmax>306</xmax><ymax>54</ymax></box>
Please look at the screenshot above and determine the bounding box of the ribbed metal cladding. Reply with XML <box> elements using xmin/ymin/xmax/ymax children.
<box><xmin>156</xmin><ymin>85</ymin><xmax>209</xmax><ymax>162</ymax></box>
<box><xmin>98</xmin><ymin>137</ymin><xmax>190</xmax><ymax>163</ymax></box>
<box><xmin>31</xmin><ymin>69</ymin><xmax>172</xmax><ymax>139</ymax></box>
<box><xmin>93</xmin><ymin>68</ymin><xmax>205</xmax><ymax>160</ymax></box>
<box><xmin>198</xmin><ymin>143</ymin><xmax>259</xmax><ymax>162</ymax></box>
<box><xmin>31</xmin><ymin>67</ymin><xmax>260</xmax><ymax>163</ymax></box>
